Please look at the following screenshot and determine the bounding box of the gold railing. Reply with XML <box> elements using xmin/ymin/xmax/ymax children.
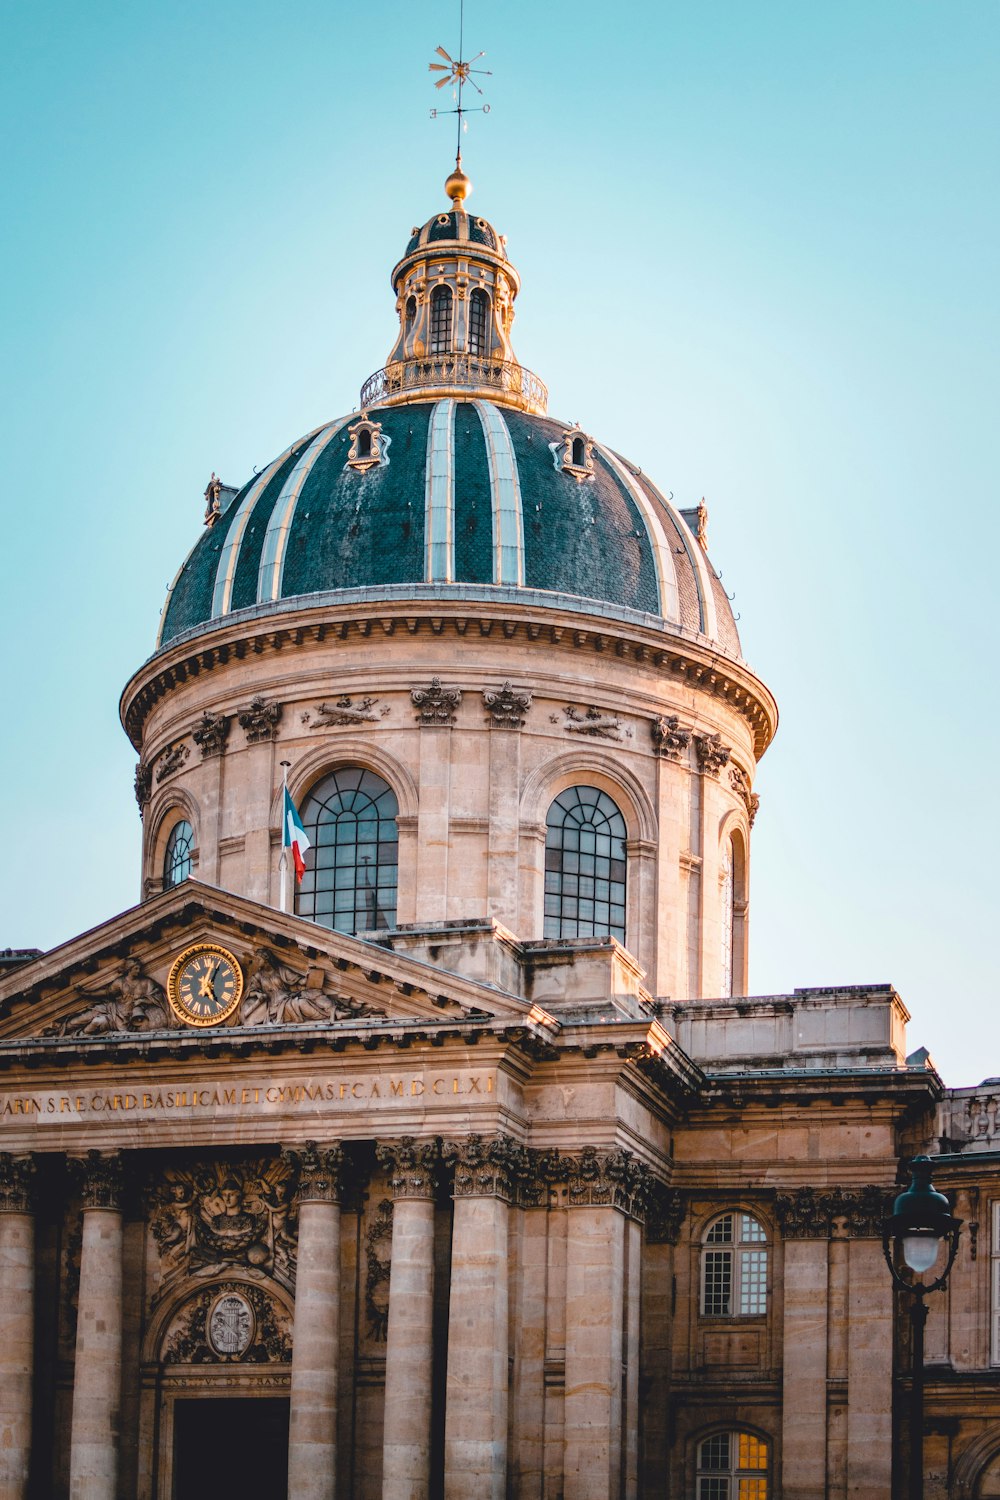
<box><xmin>360</xmin><ymin>356</ymin><xmax>548</xmax><ymax>416</ymax></box>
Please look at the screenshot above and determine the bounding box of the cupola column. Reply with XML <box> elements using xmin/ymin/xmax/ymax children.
<box><xmin>0</xmin><ymin>1153</ymin><xmax>37</xmax><ymax>1500</ymax></box>
<box><xmin>68</xmin><ymin>1151</ymin><xmax>124</xmax><ymax>1500</ymax></box>
<box><xmin>376</xmin><ymin>1139</ymin><xmax>439</xmax><ymax>1500</ymax></box>
<box><xmin>285</xmin><ymin>1144</ymin><xmax>345</xmax><ymax>1500</ymax></box>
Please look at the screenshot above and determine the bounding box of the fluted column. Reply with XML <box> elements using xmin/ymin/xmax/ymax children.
<box><xmin>376</xmin><ymin>1138</ymin><xmax>440</xmax><ymax>1500</ymax></box>
<box><xmin>69</xmin><ymin>1151</ymin><xmax>124</xmax><ymax>1500</ymax></box>
<box><xmin>442</xmin><ymin>1135</ymin><xmax>522</xmax><ymax>1500</ymax></box>
<box><xmin>285</xmin><ymin>1143</ymin><xmax>345</xmax><ymax>1500</ymax></box>
<box><xmin>0</xmin><ymin>1153</ymin><xmax>37</xmax><ymax>1500</ymax></box>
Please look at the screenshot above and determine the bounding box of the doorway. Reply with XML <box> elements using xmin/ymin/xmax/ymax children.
<box><xmin>172</xmin><ymin>1396</ymin><xmax>289</xmax><ymax>1499</ymax></box>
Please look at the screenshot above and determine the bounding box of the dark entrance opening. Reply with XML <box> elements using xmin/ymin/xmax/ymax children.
<box><xmin>173</xmin><ymin>1396</ymin><xmax>289</xmax><ymax>1499</ymax></box>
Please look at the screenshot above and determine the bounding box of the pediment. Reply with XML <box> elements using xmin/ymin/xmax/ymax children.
<box><xmin>0</xmin><ymin>882</ymin><xmax>538</xmax><ymax>1045</ymax></box>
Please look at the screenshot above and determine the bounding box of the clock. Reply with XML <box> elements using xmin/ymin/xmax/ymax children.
<box><xmin>166</xmin><ymin>943</ymin><xmax>243</xmax><ymax>1028</ymax></box>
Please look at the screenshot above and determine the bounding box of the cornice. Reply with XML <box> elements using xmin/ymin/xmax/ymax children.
<box><xmin>120</xmin><ymin>594</ymin><xmax>777</xmax><ymax>759</ymax></box>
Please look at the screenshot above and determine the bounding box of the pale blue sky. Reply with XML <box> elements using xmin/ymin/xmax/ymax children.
<box><xmin>2</xmin><ymin>1</ymin><xmax>997</xmax><ymax>1085</ymax></box>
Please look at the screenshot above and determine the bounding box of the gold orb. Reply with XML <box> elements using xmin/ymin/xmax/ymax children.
<box><xmin>445</xmin><ymin>163</ymin><xmax>472</xmax><ymax>210</ymax></box>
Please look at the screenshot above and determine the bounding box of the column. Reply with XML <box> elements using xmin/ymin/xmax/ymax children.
<box><xmin>562</xmin><ymin>1149</ymin><xmax>645</xmax><ymax>1500</ymax></box>
<box><xmin>376</xmin><ymin>1138</ymin><xmax>439</xmax><ymax>1500</ymax></box>
<box><xmin>69</xmin><ymin>1150</ymin><xmax>124</xmax><ymax>1500</ymax></box>
<box><xmin>844</xmin><ymin>1194</ymin><xmax>894</xmax><ymax>1500</ymax></box>
<box><xmin>778</xmin><ymin>1203</ymin><xmax>830</xmax><ymax>1500</ymax></box>
<box><xmin>0</xmin><ymin>1153</ymin><xmax>36</xmax><ymax>1500</ymax></box>
<box><xmin>443</xmin><ymin>1135</ymin><xmax>517</xmax><ymax>1500</ymax></box>
<box><xmin>286</xmin><ymin>1143</ymin><xmax>345</xmax><ymax>1500</ymax></box>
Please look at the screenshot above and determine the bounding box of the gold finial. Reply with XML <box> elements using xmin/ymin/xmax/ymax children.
<box><xmin>445</xmin><ymin>156</ymin><xmax>472</xmax><ymax>210</ymax></box>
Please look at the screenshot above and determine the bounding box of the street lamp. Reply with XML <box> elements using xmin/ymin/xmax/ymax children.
<box><xmin>882</xmin><ymin>1156</ymin><xmax>962</xmax><ymax>1500</ymax></box>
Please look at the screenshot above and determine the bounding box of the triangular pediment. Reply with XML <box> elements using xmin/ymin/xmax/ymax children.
<box><xmin>0</xmin><ymin>882</ymin><xmax>540</xmax><ymax>1045</ymax></box>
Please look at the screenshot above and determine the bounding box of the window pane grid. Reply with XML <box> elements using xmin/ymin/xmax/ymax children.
<box><xmin>703</xmin><ymin>1250</ymin><xmax>732</xmax><ymax>1316</ymax></box>
<box><xmin>430</xmin><ymin>286</ymin><xmax>453</xmax><ymax>354</ymax></box>
<box><xmin>702</xmin><ymin>1214</ymin><xmax>768</xmax><ymax>1317</ymax></box>
<box><xmin>469</xmin><ymin>289</ymin><xmax>489</xmax><ymax>356</ymax></box>
<box><xmin>163</xmin><ymin>821</ymin><xmax>193</xmax><ymax>888</ymax></box>
<box><xmin>738</xmin><ymin>1250</ymin><xmax>768</xmax><ymax>1315</ymax></box>
<box><xmin>543</xmin><ymin>786</ymin><xmax>627</xmax><ymax>943</ymax></box>
<box><xmin>698</xmin><ymin>1433</ymin><xmax>768</xmax><ymax>1500</ymax></box>
<box><xmin>297</xmin><ymin>768</ymin><xmax>399</xmax><ymax>935</ymax></box>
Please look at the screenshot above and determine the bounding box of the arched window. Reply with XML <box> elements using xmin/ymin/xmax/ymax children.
<box><xmin>544</xmin><ymin>785</ymin><xmax>627</xmax><ymax>941</ymax></box>
<box><xmin>405</xmin><ymin>295</ymin><xmax>416</xmax><ymax>332</ymax></box>
<box><xmin>571</xmin><ymin>435</ymin><xmax>586</xmax><ymax>468</ymax></box>
<box><xmin>357</xmin><ymin>428</ymin><xmax>372</xmax><ymax>459</ymax></box>
<box><xmin>468</xmin><ymin>288</ymin><xmax>489</xmax><ymax>356</ymax></box>
<box><xmin>696</xmin><ymin>1431</ymin><xmax>769</xmax><ymax>1499</ymax></box>
<box><xmin>721</xmin><ymin>837</ymin><xmax>735</xmax><ymax>996</ymax></box>
<box><xmin>296</xmin><ymin>767</ymin><xmax>398</xmax><ymax>935</ymax></box>
<box><xmin>701</xmin><ymin>1212</ymin><xmax>769</xmax><ymax>1317</ymax></box>
<box><xmin>430</xmin><ymin>285</ymin><xmax>453</xmax><ymax>354</ymax></box>
<box><xmin>163</xmin><ymin>820</ymin><xmax>194</xmax><ymax>888</ymax></box>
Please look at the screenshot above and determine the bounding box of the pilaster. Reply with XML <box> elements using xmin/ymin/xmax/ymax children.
<box><xmin>0</xmin><ymin>1153</ymin><xmax>36</xmax><ymax>1500</ymax></box>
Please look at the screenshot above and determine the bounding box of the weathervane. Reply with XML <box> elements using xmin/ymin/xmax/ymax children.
<box><xmin>428</xmin><ymin>0</ymin><xmax>492</xmax><ymax>168</ymax></box>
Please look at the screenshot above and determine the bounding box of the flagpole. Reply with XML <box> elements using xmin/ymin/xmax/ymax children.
<box><xmin>279</xmin><ymin>760</ymin><xmax>291</xmax><ymax>914</ymax></box>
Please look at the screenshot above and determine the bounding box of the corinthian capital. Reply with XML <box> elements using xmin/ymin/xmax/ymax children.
<box><xmin>376</xmin><ymin>1137</ymin><xmax>440</xmax><ymax>1199</ymax></box>
<box><xmin>282</xmin><ymin>1141</ymin><xmax>345</xmax><ymax>1204</ymax></box>
<box><xmin>544</xmin><ymin>1146</ymin><xmax>651</xmax><ymax>1220</ymax></box>
<box><xmin>70</xmin><ymin>1150</ymin><xmax>124</xmax><ymax>1210</ymax></box>
<box><xmin>0</xmin><ymin>1152</ymin><xmax>36</xmax><ymax>1213</ymax></box>
<box><xmin>441</xmin><ymin>1133</ymin><xmax>530</xmax><ymax>1202</ymax></box>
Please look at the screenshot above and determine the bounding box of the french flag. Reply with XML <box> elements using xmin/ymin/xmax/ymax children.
<box><xmin>282</xmin><ymin>786</ymin><xmax>311</xmax><ymax>883</ymax></box>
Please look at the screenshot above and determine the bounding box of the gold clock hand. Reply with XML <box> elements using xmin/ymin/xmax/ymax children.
<box><xmin>198</xmin><ymin>960</ymin><xmax>217</xmax><ymax>999</ymax></box>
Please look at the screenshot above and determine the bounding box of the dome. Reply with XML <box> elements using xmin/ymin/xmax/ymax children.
<box><xmin>158</xmin><ymin>400</ymin><xmax>741</xmax><ymax>657</ymax></box>
<box><xmin>404</xmin><ymin>209</ymin><xmax>502</xmax><ymax>256</ymax></box>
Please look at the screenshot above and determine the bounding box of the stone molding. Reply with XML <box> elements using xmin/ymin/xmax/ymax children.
<box><xmin>239</xmin><ymin>695</ymin><xmax>283</xmax><ymax>743</ymax></box>
<box><xmin>651</xmin><ymin>714</ymin><xmax>691</xmax><ymax>760</ymax></box>
<box><xmin>774</xmin><ymin>1184</ymin><xmax>895</xmax><ymax>1239</ymax></box>
<box><xmin>483</xmin><ymin>681</ymin><xmax>532</xmax><ymax>729</ymax></box>
<box><xmin>441</xmin><ymin>1133</ymin><xmax>531</xmax><ymax>1202</ymax></box>
<box><xmin>71</xmin><ymin>1150</ymin><xmax>124</xmax><ymax>1211</ymax></box>
<box><xmin>693</xmin><ymin>731</ymin><xmax>731</xmax><ymax>777</ymax></box>
<box><xmin>411</xmin><ymin>677</ymin><xmax>461</xmax><ymax>725</ymax></box>
<box><xmin>282</xmin><ymin>1141</ymin><xmax>345</xmax><ymax>1204</ymax></box>
<box><xmin>0</xmin><ymin>1151</ymin><xmax>36</xmax><ymax>1213</ymax></box>
<box><xmin>375</xmin><ymin>1136</ymin><xmax>440</xmax><ymax>1199</ymax></box>
<box><xmin>192</xmin><ymin>710</ymin><xmax>232</xmax><ymax>758</ymax></box>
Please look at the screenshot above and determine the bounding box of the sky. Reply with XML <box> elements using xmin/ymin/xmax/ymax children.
<box><xmin>1</xmin><ymin>1</ymin><xmax>997</xmax><ymax>1087</ymax></box>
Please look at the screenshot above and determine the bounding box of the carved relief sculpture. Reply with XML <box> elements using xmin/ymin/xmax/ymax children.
<box><xmin>645</xmin><ymin>1181</ymin><xmax>685</xmax><ymax>1244</ymax></box>
<box><xmin>155</xmin><ymin>741</ymin><xmax>189</xmax><ymax>783</ymax></box>
<box><xmin>651</xmin><ymin>714</ymin><xmax>692</xmax><ymax>759</ymax></box>
<box><xmin>134</xmin><ymin>760</ymin><xmax>152</xmax><ymax>813</ymax></box>
<box><xmin>376</xmin><ymin>1136</ymin><xmax>440</xmax><ymax>1199</ymax></box>
<box><xmin>192</xmin><ymin>710</ymin><xmax>232</xmax><ymax>758</ymax></box>
<box><xmin>239</xmin><ymin>946</ymin><xmax>381</xmax><ymax>1026</ymax></box>
<box><xmin>45</xmin><ymin>960</ymin><xmax>171</xmax><ymax>1037</ymax></box>
<box><xmin>203</xmin><ymin>471</ymin><xmax>223</xmax><ymax>526</ymax></box>
<box><xmin>693</xmin><ymin>731</ymin><xmax>731</xmax><ymax>777</ymax></box>
<box><xmin>483</xmin><ymin>681</ymin><xmax>532</xmax><ymax>729</ymax></box>
<box><xmin>281</xmin><ymin>1141</ymin><xmax>345</xmax><ymax>1204</ymax></box>
<box><xmin>239</xmin><ymin>695</ymin><xmax>283</xmax><ymax>744</ymax></box>
<box><xmin>364</xmin><ymin>1198</ymin><xmax>394</xmax><ymax>1340</ymax></box>
<box><xmin>729</xmin><ymin>763</ymin><xmax>761</xmax><ymax>826</ymax></box>
<box><xmin>309</xmin><ymin>695</ymin><xmax>388</xmax><ymax>727</ymax></box>
<box><xmin>775</xmin><ymin>1184</ymin><xmax>896</xmax><ymax>1239</ymax></box>
<box><xmin>150</xmin><ymin>1157</ymin><xmax>297</xmax><ymax>1291</ymax></box>
<box><xmin>563</xmin><ymin>704</ymin><xmax>623</xmax><ymax>741</ymax></box>
<box><xmin>411</xmin><ymin>677</ymin><xmax>462</xmax><ymax>725</ymax></box>
<box><xmin>163</xmin><ymin>1281</ymin><xmax>292</xmax><ymax>1364</ymax></box>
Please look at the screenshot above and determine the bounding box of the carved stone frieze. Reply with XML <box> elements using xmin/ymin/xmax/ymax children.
<box><xmin>134</xmin><ymin>761</ymin><xmax>152</xmax><ymax>813</ymax></box>
<box><xmin>240</xmin><ymin>946</ymin><xmax>381</xmax><ymax>1027</ymax></box>
<box><xmin>729</xmin><ymin>763</ymin><xmax>760</xmax><ymax>825</ymax></box>
<box><xmin>364</xmin><ymin>1198</ymin><xmax>393</xmax><ymax>1341</ymax></box>
<box><xmin>44</xmin><ymin>960</ymin><xmax>170</xmax><ymax>1037</ymax></box>
<box><xmin>694</xmin><ymin>732</ymin><xmax>731</xmax><ymax>777</ymax></box>
<box><xmin>281</xmin><ymin>1141</ymin><xmax>344</xmax><ymax>1204</ymax></box>
<box><xmin>0</xmin><ymin>1152</ymin><xmax>35</xmax><ymax>1212</ymax></box>
<box><xmin>192</xmin><ymin>710</ymin><xmax>232</xmax><ymax>758</ymax></box>
<box><xmin>307</xmin><ymin>695</ymin><xmax>389</xmax><ymax>728</ymax></box>
<box><xmin>376</xmin><ymin>1136</ymin><xmax>439</xmax><ymax>1199</ymax></box>
<box><xmin>651</xmin><ymin>714</ymin><xmax>691</xmax><ymax>759</ymax></box>
<box><xmin>70</xmin><ymin>1151</ymin><xmax>124</xmax><ymax>1211</ymax></box>
<box><xmin>163</xmin><ymin>1280</ymin><xmax>292</xmax><ymax>1365</ymax></box>
<box><xmin>563</xmin><ymin>704</ymin><xmax>623</xmax><ymax>741</ymax></box>
<box><xmin>775</xmin><ymin>1184</ymin><xmax>895</xmax><ymax>1239</ymax></box>
<box><xmin>483</xmin><ymin>681</ymin><xmax>532</xmax><ymax>729</ymax></box>
<box><xmin>149</xmin><ymin>1157</ymin><xmax>297</xmax><ymax>1291</ymax></box>
<box><xmin>155</xmin><ymin>741</ymin><xmax>189</xmax><ymax>783</ymax></box>
<box><xmin>411</xmin><ymin>677</ymin><xmax>461</xmax><ymax>725</ymax></box>
<box><xmin>442</xmin><ymin>1133</ymin><xmax>532</xmax><ymax>1202</ymax></box>
<box><xmin>645</xmin><ymin>1182</ymin><xmax>684</xmax><ymax>1244</ymax></box>
<box><xmin>239</xmin><ymin>695</ymin><xmax>283</xmax><ymax>744</ymax></box>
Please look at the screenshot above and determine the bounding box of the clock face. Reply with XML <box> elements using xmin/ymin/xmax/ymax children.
<box><xmin>167</xmin><ymin>944</ymin><xmax>243</xmax><ymax>1028</ymax></box>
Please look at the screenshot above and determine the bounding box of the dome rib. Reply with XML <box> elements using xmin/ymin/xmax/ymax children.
<box><xmin>425</xmin><ymin>399</ymin><xmax>457</xmax><ymax>582</ymax></box>
<box><xmin>472</xmin><ymin>401</ymin><xmax>524</xmax><ymax>587</ymax></box>
<box><xmin>599</xmin><ymin>446</ymin><xmax>680</xmax><ymax>624</ymax></box>
<box><xmin>257</xmin><ymin>416</ymin><xmax>353</xmax><ymax>605</ymax></box>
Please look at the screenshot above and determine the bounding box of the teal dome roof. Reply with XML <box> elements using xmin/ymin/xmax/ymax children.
<box><xmin>158</xmin><ymin>400</ymin><xmax>741</xmax><ymax>658</ymax></box>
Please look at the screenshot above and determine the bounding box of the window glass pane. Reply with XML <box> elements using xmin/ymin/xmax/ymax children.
<box><xmin>707</xmin><ymin>1214</ymin><xmax>734</xmax><ymax>1244</ymax></box>
<box><xmin>163</xmin><ymin>820</ymin><xmax>193</xmax><ymax>888</ymax></box>
<box><xmin>738</xmin><ymin>1435</ymin><xmax>768</xmax><ymax>1470</ymax></box>
<box><xmin>296</xmin><ymin>768</ymin><xmax>398</xmax><ymax>935</ymax></box>
<box><xmin>741</xmin><ymin>1214</ymin><xmax>767</xmax><ymax>1244</ymax></box>
<box><xmin>737</xmin><ymin>1481</ymin><xmax>767</xmax><ymax>1500</ymax></box>
<box><xmin>698</xmin><ymin>1482</ymin><xmax>730</xmax><ymax>1500</ymax></box>
<box><xmin>543</xmin><ymin>786</ymin><xmax>626</xmax><ymax>942</ymax></box>
<box><xmin>739</xmin><ymin>1250</ymin><xmax>768</xmax><ymax>1314</ymax></box>
<box><xmin>703</xmin><ymin>1250</ymin><xmax>732</xmax><ymax>1315</ymax></box>
<box><xmin>700</xmin><ymin>1434</ymin><xmax>731</xmax><ymax>1470</ymax></box>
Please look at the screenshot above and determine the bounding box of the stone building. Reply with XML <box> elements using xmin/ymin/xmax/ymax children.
<box><xmin>0</xmin><ymin>161</ymin><xmax>996</xmax><ymax>1500</ymax></box>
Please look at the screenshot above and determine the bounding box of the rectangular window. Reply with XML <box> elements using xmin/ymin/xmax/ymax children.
<box><xmin>739</xmin><ymin>1249</ymin><xmax>768</xmax><ymax>1315</ymax></box>
<box><xmin>703</xmin><ymin>1249</ymin><xmax>733</xmax><ymax>1315</ymax></box>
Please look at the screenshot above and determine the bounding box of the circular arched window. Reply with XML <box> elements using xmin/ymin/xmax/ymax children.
<box><xmin>296</xmin><ymin>767</ymin><xmax>399</xmax><ymax>935</ymax></box>
<box><xmin>696</xmin><ymin>1431</ymin><xmax>769</xmax><ymax>1498</ymax></box>
<box><xmin>163</xmin><ymin>820</ymin><xmax>194</xmax><ymax>888</ymax></box>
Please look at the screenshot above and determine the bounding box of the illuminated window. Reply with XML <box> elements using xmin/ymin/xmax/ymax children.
<box><xmin>296</xmin><ymin>767</ymin><xmax>398</xmax><ymax>935</ymax></box>
<box><xmin>701</xmin><ymin>1213</ymin><xmax>769</xmax><ymax>1317</ymax></box>
<box><xmin>544</xmin><ymin>785</ymin><xmax>627</xmax><ymax>942</ymax></box>
<box><xmin>163</xmin><ymin>820</ymin><xmax>193</xmax><ymax>888</ymax></box>
<box><xmin>697</xmin><ymin>1432</ymin><xmax>769</xmax><ymax>1500</ymax></box>
<box><xmin>430</xmin><ymin>286</ymin><xmax>453</xmax><ymax>354</ymax></box>
<box><xmin>468</xmin><ymin>288</ymin><xmax>489</xmax><ymax>356</ymax></box>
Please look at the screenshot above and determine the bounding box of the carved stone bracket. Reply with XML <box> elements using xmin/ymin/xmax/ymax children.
<box><xmin>134</xmin><ymin>761</ymin><xmax>152</xmax><ymax>813</ymax></box>
<box><xmin>239</xmin><ymin>695</ymin><xmax>283</xmax><ymax>744</ymax></box>
<box><xmin>483</xmin><ymin>682</ymin><xmax>532</xmax><ymax>729</ymax></box>
<box><xmin>651</xmin><ymin>715</ymin><xmax>691</xmax><ymax>759</ymax></box>
<box><xmin>192</xmin><ymin>711</ymin><xmax>232</xmax><ymax>758</ymax></box>
<box><xmin>0</xmin><ymin>1152</ymin><xmax>35</xmax><ymax>1213</ymax></box>
<box><xmin>282</xmin><ymin>1141</ymin><xmax>345</xmax><ymax>1204</ymax></box>
<box><xmin>645</xmin><ymin>1182</ymin><xmax>684</xmax><ymax>1244</ymax></box>
<box><xmin>155</xmin><ymin>741</ymin><xmax>189</xmax><ymax>783</ymax></box>
<box><xmin>563</xmin><ymin>704</ymin><xmax>623</xmax><ymax>741</ymax></box>
<box><xmin>411</xmin><ymin>677</ymin><xmax>461</xmax><ymax>725</ymax></box>
<box><xmin>376</xmin><ymin>1137</ymin><xmax>440</xmax><ymax>1199</ymax></box>
<box><xmin>729</xmin><ymin>763</ymin><xmax>760</xmax><ymax>825</ymax></box>
<box><xmin>775</xmin><ymin>1184</ymin><xmax>895</xmax><ymax>1239</ymax></box>
<box><xmin>441</xmin><ymin>1133</ymin><xmax>531</xmax><ymax>1202</ymax></box>
<box><xmin>694</xmin><ymin>732</ymin><xmax>731</xmax><ymax>777</ymax></box>
<box><xmin>71</xmin><ymin>1151</ymin><xmax>124</xmax><ymax>1211</ymax></box>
